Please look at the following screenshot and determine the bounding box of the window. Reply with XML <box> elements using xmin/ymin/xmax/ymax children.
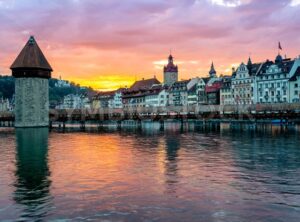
<box><xmin>295</xmin><ymin>83</ymin><xmax>298</xmax><ymax>88</ymax></box>
<box><xmin>295</xmin><ymin>91</ymin><xmax>298</xmax><ymax>96</ymax></box>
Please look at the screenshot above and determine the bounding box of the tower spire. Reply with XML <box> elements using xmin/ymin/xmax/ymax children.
<box><xmin>209</xmin><ymin>61</ymin><xmax>216</xmax><ymax>77</ymax></box>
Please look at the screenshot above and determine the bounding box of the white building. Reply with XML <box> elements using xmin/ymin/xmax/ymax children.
<box><xmin>55</xmin><ymin>76</ymin><xmax>71</xmax><ymax>88</ymax></box>
<box><xmin>158</xmin><ymin>88</ymin><xmax>169</xmax><ymax>107</ymax></box>
<box><xmin>108</xmin><ymin>88</ymin><xmax>126</xmax><ymax>109</ymax></box>
<box><xmin>254</xmin><ymin>55</ymin><xmax>300</xmax><ymax>104</ymax></box>
<box><xmin>187</xmin><ymin>77</ymin><xmax>208</xmax><ymax>106</ymax></box>
<box><xmin>57</xmin><ymin>94</ymin><xmax>90</xmax><ymax>109</ymax></box>
<box><xmin>144</xmin><ymin>85</ymin><xmax>169</xmax><ymax>108</ymax></box>
<box><xmin>0</xmin><ymin>98</ymin><xmax>10</xmax><ymax>112</ymax></box>
<box><xmin>231</xmin><ymin>60</ymin><xmax>255</xmax><ymax>105</ymax></box>
<box><xmin>289</xmin><ymin>66</ymin><xmax>300</xmax><ymax>103</ymax></box>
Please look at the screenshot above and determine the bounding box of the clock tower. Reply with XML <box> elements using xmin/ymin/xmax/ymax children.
<box><xmin>163</xmin><ymin>54</ymin><xmax>178</xmax><ymax>86</ymax></box>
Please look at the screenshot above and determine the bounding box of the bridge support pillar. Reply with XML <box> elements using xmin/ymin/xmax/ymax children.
<box><xmin>117</xmin><ymin>120</ymin><xmax>122</xmax><ymax>129</ymax></box>
<box><xmin>80</xmin><ymin>121</ymin><xmax>85</xmax><ymax>130</ymax></box>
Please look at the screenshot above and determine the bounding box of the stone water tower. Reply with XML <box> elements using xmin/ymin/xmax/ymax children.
<box><xmin>11</xmin><ymin>36</ymin><xmax>53</xmax><ymax>127</ymax></box>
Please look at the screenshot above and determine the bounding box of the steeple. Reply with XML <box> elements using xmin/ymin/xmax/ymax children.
<box><xmin>164</xmin><ymin>54</ymin><xmax>178</xmax><ymax>73</ymax></box>
<box><xmin>247</xmin><ymin>56</ymin><xmax>252</xmax><ymax>67</ymax></box>
<box><xmin>209</xmin><ymin>62</ymin><xmax>216</xmax><ymax>77</ymax></box>
<box><xmin>168</xmin><ymin>54</ymin><xmax>174</xmax><ymax>64</ymax></box>
<box><xmin>247</xmin><ymin>56</ymin><xmax>253</xmax><ymax>72</ymax></box>
<box><xmin>11</xmin><ymin>36</ymin><xmax>52</xmax><ymax>79</ymax></box>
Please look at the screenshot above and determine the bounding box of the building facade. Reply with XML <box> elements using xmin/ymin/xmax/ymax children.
<box><xmin>220</xmin><ymin>76</ymin><xmax>233</xmax><ymax>105</ymax></box>
<box><xmin>231</xmin><ymin>62</ymin><xmax>255</xmax><ymax>105</ymax></box>
<box><xmin>122</xmin><ymin>78</ymin><xmax>161</xmax><ymax>108</ymax></box>
<box><xmin>254</xmin><ymin>56</ymin><xmax>300</xmax><ymax>104</ymax></box>
<box><xmin>168</xmin><ymin>80</ymin><xmax>189</xmax><ymax>106</ymax></box>
<box><xmin>289</xmin><ymin>66</ymin><xmax>300</xmax><ymax>103</ymax></box>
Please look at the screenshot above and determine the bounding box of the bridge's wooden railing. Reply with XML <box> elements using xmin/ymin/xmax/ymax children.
<box><xmin>2</xmin><ymin>103</ymin><xmax>300</xmax><ymax>124</ymax></box>
<box><xmin>48</xmin><ymin>103</ymin><xmax>300</xmax><ymax>122</ymax></box>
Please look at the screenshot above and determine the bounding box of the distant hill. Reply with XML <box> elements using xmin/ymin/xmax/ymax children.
<box><xmin>0</xmin><ymin>75</ymin><xmax>97</xmax><ymax>108</ymax></box>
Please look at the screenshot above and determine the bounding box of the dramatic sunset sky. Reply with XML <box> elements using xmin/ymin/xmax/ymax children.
<box><xmin>0</xmin><ymin>0</ymin><xmax>300</xmax><ymax>90</ymax></box>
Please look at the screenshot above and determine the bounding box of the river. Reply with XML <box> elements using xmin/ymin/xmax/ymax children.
<box><xmin>0</xmin><ymin>124</ymin><xmax>300</xmax><ymax>221</ymax></box>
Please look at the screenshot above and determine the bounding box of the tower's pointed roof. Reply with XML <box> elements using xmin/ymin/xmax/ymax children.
<box><xmin>247</xmin><ymin>56</ymin><xmax>252</xmax><ymax>66</ymax></box>
<box><xmin>10</xmin><ymin>36</ymin><xmax>53</xmax><ymax>71</ymax></box>
<box><xmin>164</xmin><ymin>54</ymin><xmax>178</xmax><ymax>72</ymax></box>
<box><xmin>209</xmin><ymin>62</ymin><xmax>216</xmax><ymax>75</ymax></box>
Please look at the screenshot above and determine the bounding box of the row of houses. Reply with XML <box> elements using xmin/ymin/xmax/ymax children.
<box><xmin>92</xmin><ymin>52</ymin><xmax>300</xmax><ymax>109</ymax></box>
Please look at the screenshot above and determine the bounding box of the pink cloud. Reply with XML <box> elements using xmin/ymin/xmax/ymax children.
<box><xmin>1</xmin><ymin>0</ymin><xmax>300</xmax><ymax>89</ymax></box>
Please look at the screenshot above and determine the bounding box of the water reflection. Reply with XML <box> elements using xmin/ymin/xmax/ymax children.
<box><xmin>14</xmin><ymin>128</ymin><xmax>52</xmax><ymax>221</ymax></box>
<box><xmin>164</xmin><ymin>134</ymin><xmax>181</xmax><ymax>194</ymax></box>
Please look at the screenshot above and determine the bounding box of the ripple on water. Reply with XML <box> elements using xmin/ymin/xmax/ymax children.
<box><xmin>0</xmin><ymin>127</ymin><xmax>300</xmax><ymax>222</ymax></box>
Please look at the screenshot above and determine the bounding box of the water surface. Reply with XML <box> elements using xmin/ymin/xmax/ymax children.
<box><xmin>0</xmin><ymin>125</ymin><xmax>300</xmax><ymax>221</ymax></box>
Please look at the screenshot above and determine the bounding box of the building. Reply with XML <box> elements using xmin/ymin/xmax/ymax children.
<box><xmin>57</xmin><ymin>94</ymin><xmax>90</xmax><ymax>109</ymax></box>
<box><xmin>0</xmin><ymin>98</ymin><xmax>10</xmax><ymax>112</ymax></box>
<box><xmin>187</xmin><ymin>78</ymin><xmax>206</xmax><ymax>106</ymax></box>
<box><xmin>10</xmin><ymin>36</ymin><xmax>53</xmax><ymax>127</ymax></box>
<box><xmin>187</xmin><ymin>80</ymin><xmax>198</xmax><ymax>106</ymax></box>
<box><xmin>144</xmin><ymin>85</ymin><xmax>168</xmax><ymax>108</ymax></box>
<box><xmin>55</xmin><ymin>76</ymin><xmax>71</xmax><ymax>88</ymax></box>
<box><xmin>92</xmin><ymin>91</ymin><xmax>115</xmax><ymax>109</ymax></box>
<box><xmin>254</xmin><ymin>55</ymin><xmax>300</xmax><ymax>104</ymax></box>
<box><xmin>205</xmin><ymin>79</ymin><xmax>223</xmax><ymax>105</ymax></box>
<box><xmin>289</xmin><ymin>66</ymin><xmax>300</xmax><ymax>103</ymax></box>
<box><xmin>205</xmin><ymin>63</ymin><xmax>222</xmax><ymax>105</ymax></box>
<box><xmin>168</xmin><ymin>80</ymin><xmax>189</xmax><ymax>106</ymax></box>
<box><xmin>220</xmin><ymin>76</ymin><xmax>233</xmax><ymax>105</ymax></box>
<box><xmin>164</xmin><ymin>54</ymin><xmax>178</xmax><ymax>86</ymax></box>
<box><xmin>231</xmin><ymin>60</ymin><xmax>256</xmax><ymax>105</ymax></box>
<box><xmin>109</xmin><ymin>88</ymin><xmax>126</xmax><ymax>109</ymax></box>
<box><xmin>122</xmin><ymin>77</ymin><xmax>161</xmax><ymax>108</ymax></box>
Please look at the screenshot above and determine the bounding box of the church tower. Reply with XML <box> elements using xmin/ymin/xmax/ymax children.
<box><xmin>209</xmin><ymin>62</ymin><xmax>217</xmax><ymax>78</ymax></box>
<box><xmin>163</xmin><ymin>54</ymin><xmax>178</xmax><ymax>86</ymax></box>
<box><xmin>11</xmin><ymin>36</ymin><xmax>53</xmax><ymax>128</ymax></box>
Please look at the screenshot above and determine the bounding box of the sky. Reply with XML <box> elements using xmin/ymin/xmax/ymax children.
<box><xmin>0</xmin><ymin>0</ymin><xmax>300</xmax><ymax>91</ymax></box>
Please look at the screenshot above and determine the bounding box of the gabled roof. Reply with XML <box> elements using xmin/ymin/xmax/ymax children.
<box><xmin>10</xmin><ymin>36</ymin><xmax>53</xmax><ymax>71</ymax></box>
<box><xmin>202</xmin><ymin>77</ymin><xmax>210</xmax><ymax>83</ymax></box>
<box><xmin>129</xmin><ymin>77</ymin><xmax>160</xmax><ymax>91</ymax></box>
